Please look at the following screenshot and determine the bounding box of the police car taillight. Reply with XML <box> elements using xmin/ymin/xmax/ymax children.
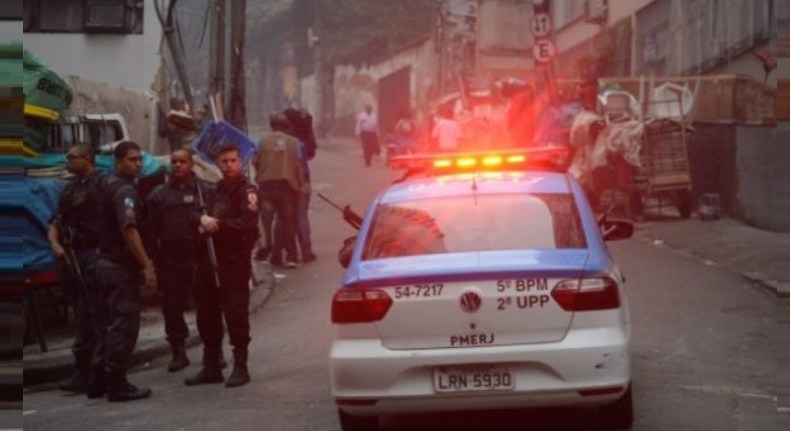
<box><xmin>551</xmin><ymin>277</ymin><xmax>621</xmax><ymax>311</ymax></box>
<box><xmin>389</xmin><ymin>147</ymin><xmax>570</xmax><ymax>173</ymax></box>
<box><xmin>332</xmin><ymin>289</ymin><xmax>393</xmax><ymax>324</ymax></box>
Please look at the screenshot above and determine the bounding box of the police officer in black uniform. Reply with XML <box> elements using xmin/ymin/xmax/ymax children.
<box><xmin>47</xmin><ymin>144</ymin><xmax>104</xmax><ymax>393</ymax></box>
<box><xmin>185</xmin><ymin>143</ymin><xmax>259</xmax><ymax>388</ymax></box>
<box><xmin>147</xmin><ymin>149</ymin><xmax>208</xmax><ymax>372</ymax></box>
<box><xmin>89</xmin><ymin>141</ymin><xmax>156</xmax><ymax>402</ymax></box>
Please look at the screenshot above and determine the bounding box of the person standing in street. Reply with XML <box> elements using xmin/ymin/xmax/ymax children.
<box><xmin>355</xmin><ymin>103</ymin><xmax>380</xmax><ymax>167</ymax></box>
<box><xmin>185</xmin><ymin>143</ymin><xmax>259</xmax><ymax>388</ymax></box>
<box><xmin>146</xmin><ymin>149</ymin><xmax>207</xmax><ymax>372</ymax></box>
<box><xmin>282</xmin><ymin>108</ymin><xmax>317</xmax><ymax>263</ymax></box>
<box><xmin>47</xmin><ymin>144</ymin><xmax>105</xmax><ymax>394</ymax></box>
<box><xmin>394</xmin><ymin>108</ymin><xmax>418</xmax><ymax>156</ymax></box>
<box><xmin>431</xmin><ymin>106</ymin><xmax>463</xmax><ymax>153</ymax></box>
<box><xmin>90</xmin><ymin>141</ymin><xmax>156</xmax><ymax>402</ymax></box>
<box><xmin>252</xmin><ymin>113</ymin><xmax>304</xmax><ymax>268</ymax></box>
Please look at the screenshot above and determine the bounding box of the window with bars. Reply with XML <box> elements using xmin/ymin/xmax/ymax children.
<box><xmin>24</xmin><ymin>0</ymin><xmax>143</xmax><ymax>34</ymax></box>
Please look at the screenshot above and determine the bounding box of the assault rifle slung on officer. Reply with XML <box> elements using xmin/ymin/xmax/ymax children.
<box><xmin>196</xmin><ymin>181</ymin><xmax>221</xmax><ymax>289</ymax></box>
<box><xmin>56</xmin><ymin>220</ymin><xmax>93</xmax><ymax>311</ymax></box>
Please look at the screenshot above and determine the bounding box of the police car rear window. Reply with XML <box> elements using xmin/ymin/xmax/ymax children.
<box><xmin>362</xmin><ymin>193</ymin><xmax>586</xmax><ymax>260</ymax></box>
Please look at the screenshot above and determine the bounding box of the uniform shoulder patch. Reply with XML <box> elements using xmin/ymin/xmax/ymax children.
<box><xmin>247</xmin><ymin>191</ymin><xmax>258</xmax><ymax>211</ymax></box>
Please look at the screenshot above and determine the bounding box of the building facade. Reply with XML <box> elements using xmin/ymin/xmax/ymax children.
<box><xmin>23</xmin><ymin>0</ymin><xmax>165</xmax><ymax>151</ymax></box>
<box><xmin>551</xmin><ymin>0</ymin><xmax>776</xmax><ymax>87</ymax></box>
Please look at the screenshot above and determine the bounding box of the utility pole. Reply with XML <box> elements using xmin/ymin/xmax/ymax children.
<box><xmin>228</xmin><ymin>0</ymin><xmax>247</xmax><ymax>131</ymax></box>
<box><xmin>436</xmin><ymin>0</ymin><xmax>446</xmax><ymax>98</ymax></box>
<box><xmin>155</xmin><ymin>0</ymin><xmax>197</xmax><ymax>119</ymax></box>
<box><xmin>313</xmin><ymin>0</ymin><xmax>325</xmax><ymax>138</ymax></box>
<box><xmin>209</xmin><ymin>0</ymin><xmax>226</xmax><ymax>98</ymax></box>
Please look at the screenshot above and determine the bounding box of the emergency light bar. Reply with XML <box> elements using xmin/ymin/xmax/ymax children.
<box><xmin>389</xmin><ymin>147</ymin><xmax>571</xmax><ymax>173</ymax></box>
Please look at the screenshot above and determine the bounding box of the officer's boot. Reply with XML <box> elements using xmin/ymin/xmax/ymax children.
<box><xmin>58</xmin><ymin>371</ymin><xmax>87</xmax><ymax>393</ymax></box>
<box><xmin>167</xmin><ymin>341</ymin><xmax>190</xmax><ymax>373</ymax></box>
<box><xmin>225</xmin><ymin>347</ymin><xmax>250</xmax><ymax>388</ymax></box>
<box><xmin>106</xmin><ymin>373</ymin><xmax>152</xmax><ymax>402</ymax></box>
<box><xmin>85</xmin><ymin>367</ymin><xmax>106</xmax><ymax>399</ymax></box>
<box><xmin>202</xmin><ymin>347</ymin><xmax>228</xmax><ymax>369</ymax></box>
<box><xmin>184</xmin><ymin>346</ymin><xmax>224</xmax><ymax>386</ymax></box>
<box><xmin>58</xmin><ymin>355</ymin><xmax>91</xmax><ymax>393</ymax></box>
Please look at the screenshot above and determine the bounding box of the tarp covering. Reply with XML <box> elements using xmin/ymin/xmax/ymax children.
<box><xmin>23</xmin><ymin>152</ymin><xmax>164</xmax><ymax>177</ymax></box>
<box><xmin>23</xmin><ymin>49</ymin><xmax>73</xmax><ymax>151</ymax></box>
<box><xmin>0</xmin><ymin>43</ymin><xmax>22</xmax><ymax>87</ymax></box>
<box><xmin>23</xmin><ymin>177</ymin><xmax>64</xmax><ymax>272</ymax></box>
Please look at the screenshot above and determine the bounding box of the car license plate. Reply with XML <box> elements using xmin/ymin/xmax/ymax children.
<box><xmin>433</xmin><ymin>364</ymin><xmax>515</xmax><ymax>393</ymax></box>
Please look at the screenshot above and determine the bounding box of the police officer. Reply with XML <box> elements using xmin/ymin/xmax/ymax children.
<box><xmin>47</xmin><ymin>144</ymin><xmax>104</xmax><ymax>393</ymax></box>
<box><xmin>89</xmin><ymin>141</ymin><xmax>156</xmax><ymax>402</ymax></box>
<box><xmin>185</xmin><ymin>143</ymin><xmax>259</xmax><ymax>388</ymax></box>
<box><xmin>146</xmin><ymin>149</ymin><xmax>207</xmax><ymax>372</ymax></box>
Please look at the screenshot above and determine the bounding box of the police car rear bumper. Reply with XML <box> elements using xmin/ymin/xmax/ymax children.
<box><xmin>329</xmin><ymin>325</ymin><xmax>630</xmax><ymax>416</ymax></box>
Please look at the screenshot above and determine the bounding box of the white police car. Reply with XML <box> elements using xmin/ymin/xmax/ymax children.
<box><xmin>329</xmin><ymin>149</ymin><xmax>635</xmax><ymax>430</ymax></box>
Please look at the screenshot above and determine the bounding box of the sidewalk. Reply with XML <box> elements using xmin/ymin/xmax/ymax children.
<box><xmin>632</xmin><ymin>214</ymin><xmax>789</xmax><ymax>294</ymax></box>
<box><xmin>23</xmin><ymin>261</ymin><xmax>276</xmax><ymax>386</ymax></box>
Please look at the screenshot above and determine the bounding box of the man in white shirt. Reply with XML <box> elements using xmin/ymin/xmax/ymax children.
<box><xmin>431</xmin><ymin>111</ymin><xmax>463</xmax><ymax>152</ymax></box>
<box><xmin>355</xmin><ymin>104</ymin><xmax>379</xmax><ymax>167</ymax></box>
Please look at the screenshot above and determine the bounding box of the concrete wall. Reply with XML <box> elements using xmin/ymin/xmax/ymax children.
<box><xmin>708</xmin><ymin>43</ymin><xmax>778</xmax><ymax>88</ymax></box>
<box><xmin>63</xmin><ymin>76</ymin><xmax>161</xmax><ymax>155</ymax></box>
<box><xmin>687</xmin><ymin>123</ymin><xmax>785</xmax><ymax>232</ymax></box>
<box><xmin>331</xmin><ymin>37</ymin><xmax>436</xmax><ymax>136</ymax></box>
<box><xmin>0</xmin><ymin>20</ymin><xmax>21</xmax><ymax>39</ymax></box>
<box><xmin>299</xmin><ymin>74</ymin><xmax>319</xmax><ymax>125</ymax></box>
<box><xmin>478</xmin><ymin>0</ymin><xmax>534</xmax><ymax>76</ymax></box>
<box><xmin>23</xmin><ymin>0</ymin><xmax>162</xmax><ymax>93</ymax></box>
<box><xmin>688</xmin><ymin>123</ymin><xmax>739</xmax><ymax>217</ymax></box>
<box><xmin>735</xmin><ymin>125</ymin><xmax>788</xmax><ymax>231</ymax></box>
<box><xmin>554</xmin><ymin>0</ymin><xmax>654</xmax><ymax>62</ymax></box>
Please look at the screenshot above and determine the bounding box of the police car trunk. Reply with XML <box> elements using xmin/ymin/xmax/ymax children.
<box><xmin>333</xmin><ymin>171</ymin><xmax>612</xmax><ymax>351</ymax></box>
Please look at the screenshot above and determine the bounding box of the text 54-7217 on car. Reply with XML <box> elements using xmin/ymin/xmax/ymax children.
<box><xmin>329</xmin><ymin>149</ymin><xmax>636</xmax><ymax>431</ymax></box>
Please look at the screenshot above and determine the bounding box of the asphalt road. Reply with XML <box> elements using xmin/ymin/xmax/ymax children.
<box><xmin>779</xmin><ymin>299</ymin><xmax>789</xmax><ymax>428</ymax></box>
<box><xmin>23</xmin><ymin>146</ymin><xmax>778</xmax><ymax>431</ymax></box>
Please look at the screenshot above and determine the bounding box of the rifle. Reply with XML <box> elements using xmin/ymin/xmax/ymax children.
<box><xmin>317</xmin><ymin>193</ymin><xmax>363</xmax><ymax>230</ymax></box>
<box><xmin>196</xmin><ymin>181</ymin><xmax>222</xmax><ymax>289</ymax></box>
<box><xmin>56</xmin><ymin>221</ymin><xmax>93</xmax><ymax>312</ymax></box>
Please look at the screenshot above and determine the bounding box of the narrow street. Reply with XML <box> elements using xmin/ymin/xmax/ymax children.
<box><xmin>22</xmin><ymin>144</ymin><xmax>776</xmax><ymax>431</ymax></box>
<box><xmin>779</xmin><ymin>297</ymin><xmax>790</xmax><ymax>429</ymax></box>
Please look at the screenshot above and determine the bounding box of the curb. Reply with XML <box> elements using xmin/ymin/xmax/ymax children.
<box><xmin>23</xmin><ymin>277</ymin><xmax>277</xmax><ymax>386</ymax></box>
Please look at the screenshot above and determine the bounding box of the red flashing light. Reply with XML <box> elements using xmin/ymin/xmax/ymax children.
<box><xmin>389</xmin><ymin>147</ymin><xmax>569</xmax><ymax>174</ymax></box>
<box><xmin>483</xmin><ymin>156</ymin><xmax>503</xmax><ymax>166</ymax></box>
<box><xmin>456</xmin><ymin>157</ymin><xmax>477</xmax><ymax>168</ymax></box>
